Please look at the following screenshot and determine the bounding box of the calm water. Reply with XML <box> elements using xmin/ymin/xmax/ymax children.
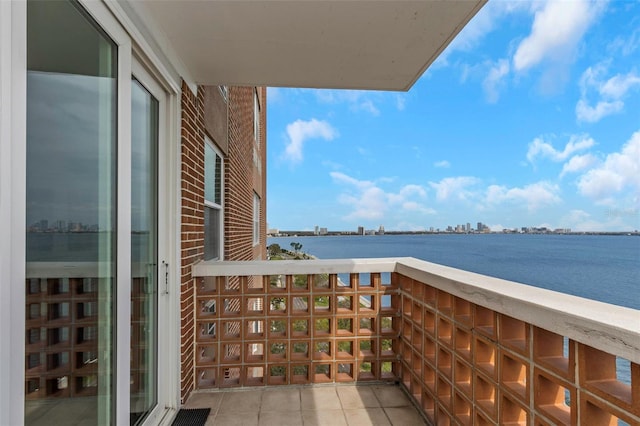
<box><xmin>269</xmin><ymin>234</ymin><xmax>640</xmax><ymax>309</ymax></box>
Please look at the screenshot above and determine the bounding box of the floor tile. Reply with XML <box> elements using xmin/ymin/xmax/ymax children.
<box><xmin>259</xmin><ymin>410</ymin><xmax>303</xmax><ymax>426</ymax></box>
<box><xmin>185</xmin><ymin>392</ymin><xmax>224</xmax><ymax>410</ymax></box>
<box><xmin>178</xmin><ymin>384</ymin><xmax>426</xmax><ymax>426</ymax></box>
<box><xmin>371</xmin><ymin>386</ymin><xmax>412</xmax><ymax>407</ymax></box>
<box><xmin>301</xmin><ymin>409</ymin><xmax>348</xmax><ymax>426</ymax></box>
<box><xmin>300</xmin><ymin>387</ymin><xmax>342</xmax><ymax>410</ymax></box>
<box><xmin>343</xmin><ymin>408</ymin><xmax>391</xmax><ymax>426</ymax></box>
<box><xmin>208</xmin><ymin>412</ymin><xmax>259</xmax><ymax>426</ymax></box>
<box><xmin>261</xmin><ymin>389</ymin><xmax>301</xmax><ymax>412</ymax></box>
<box><xmin>337</xmin><ymin>386</ymin><xmax>380</xmax><ymax>408</ymax></box>
<box><xmin>219</xmin><ymin>390</ymin><xmax>264</xmax><ymax>413</ymax></box>
<box><xmin>384</xmin><ymin>407</ymin><xmax>427</xmax><ymax>425</ymax></box>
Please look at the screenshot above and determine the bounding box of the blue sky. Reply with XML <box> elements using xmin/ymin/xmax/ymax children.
<box><xmin>266</xmin><ymin>0</ymin><xmax>640</xmax><ymax>232</ymax></box>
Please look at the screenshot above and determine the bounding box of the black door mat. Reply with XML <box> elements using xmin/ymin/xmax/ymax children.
<box><xmin>171</xmin><ymin>408</ymin><xmax>211</xmax><ymax>426</ymax></box>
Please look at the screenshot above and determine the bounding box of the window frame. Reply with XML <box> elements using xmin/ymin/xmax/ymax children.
<box><xmin>204</xmin><ymin>137</ymin><xmax>224</xmax><ymax>260</ymax></box>
<box><xmin>253</xmin><ymin>192</ymin><xmax>260</xmax><ymax>246</ymax></box>
<box><xmin>253</xmin><ymin>89</ymin><xmax>260</xmax><ymax>146</ymax></box>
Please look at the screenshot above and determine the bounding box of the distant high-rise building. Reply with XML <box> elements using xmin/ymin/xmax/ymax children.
<box><xmin>314</xmin><ymin>225</ymin><xmax>319</xmax><ymax>235</ymax></box>
<box><xmin>466</xmin><ymin>223</ymin><xmax>471</xmax><ymax>232</ymax></box>
<box><xmin>357</xmin><ymin>226</ymin><xmax>365</xmax><ymax>235</ymax></box>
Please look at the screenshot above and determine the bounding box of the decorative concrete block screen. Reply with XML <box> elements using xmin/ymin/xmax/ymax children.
<box><xmin>192</xmin><ymin>259</ymin><xmax>640</xmax><ymax>425</ymax></box>
<box><xmin>396</xmin><ymin>272</ymin><xmax>639</xmax><ymax>425</ymax></box>
<box><xmin>194</xmin><ymin>272</ymin><xmax>401</xmax><ymax>387</ymax></box>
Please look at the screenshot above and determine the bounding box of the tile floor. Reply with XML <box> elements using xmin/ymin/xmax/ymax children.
<box><xmin>184</xmin><ymin>383</ymin><xmax>428</xmax><ymax>426</ymax></box>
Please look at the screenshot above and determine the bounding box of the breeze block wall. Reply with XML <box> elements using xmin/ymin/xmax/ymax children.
<box><xmin>180</xmin><ymin>81</ymin><xmax>206</xmax><ymax>402</ymax></box>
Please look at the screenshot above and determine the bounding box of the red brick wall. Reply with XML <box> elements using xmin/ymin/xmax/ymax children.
<box><xmin>180</xmin><ymin>81</ymin><xmax>205</xmax><ymax>402</ymax></box>
<box><xmin>180</xmin><ymin>84</ymin><xmax>266</xmax><ymax>401</ymax></box>
<box><xmin>225</xmin><ymin>87</ymin><xmax>267</xmax><ymax>261</ymax></box>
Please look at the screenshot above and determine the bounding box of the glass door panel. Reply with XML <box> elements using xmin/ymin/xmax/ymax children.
<box><xmin>25</xmin><ymin>1</ymin><xmax>117</xmax><ymax>424</ymax></box>
<box><xmin>130</xmin><ymin>78</ymin><xmax>159</xmax><ymax>425</ymax></box>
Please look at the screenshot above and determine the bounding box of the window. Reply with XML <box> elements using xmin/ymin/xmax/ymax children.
<box><xmin>253</xmin><ymin>192</ymin><xmax>260</xmax><ymax>246</ymax></box>
<box><xmin>254</xmin><ymin>90</ymin><xmax>260</xmax><ymax>145</ymax></box>
<box><xmin>204</xmin><ymin>139</ymin><xmax>223</xmax><ymax>260</ymax></box>
<box><xmin>219</xmin><ymin>85</ymin><xmax>228</xmax><ymax>102</ymax></box>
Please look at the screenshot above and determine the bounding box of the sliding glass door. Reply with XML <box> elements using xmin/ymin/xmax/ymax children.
<box><xmin>25</xmin><ymin>1</ymin><xmax>171</xmax><ymax>424</ymax></box>
<box><xmin>130</xmin><ymin>75</ymin><xmax>159</xmax><ymax>425</ymax></box>
<box><xmin>25</xmin><ymin>1</ymin><xmax>117</xmax><ymax>424</ymax></box>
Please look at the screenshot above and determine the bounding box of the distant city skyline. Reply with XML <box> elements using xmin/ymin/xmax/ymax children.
<box><xmin>266</xmin><ymin>1</ymin><xmax>640</xmax><ymax>233</ymax></box>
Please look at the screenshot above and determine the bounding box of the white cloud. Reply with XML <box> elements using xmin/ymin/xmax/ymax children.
<box><xmin>560</xmin><ymin>209</ymin><xmax>635</xmax><ymax>232</ymax></box>
<box><xmin>330</xmin><ymin>172</ymin><xmax>433</xmax><ymax>221</ymax></box>
<box><xmin>608</xmin><ymin>27</ymin><xmax>640</xmax><ymax>56</ymax></box>
<box><xmin>513</xmin><ymin>1</ymin><xmax>602</xmax><ymax>72</ymax></box>
<box><xmin>575</xmin><ymin>99</ymin><xmax>623</xmax><ymax>123</ymax></box>
<box><xmin>482</xmin><ymin>59</ymin><xmax>510</xmax><ymax>103</ymax></box>
<box><xmin>576</xmin><ymin>65</ymin><xmax>640</xmax><ymax>122</ymax></box>
<box><xmin>312</xmin><ymin>89</ymin><xmax>382</xmax><ymax>116</ymax></box>
<box><xmin>577</xmin><ymin>131</ymin><xmax>640</xmax><ymax>202</ymax></box>
<box><xmin>429</xmin><ymin>177</ymin><xmax>481</xmax><ymax>202</ymax></box>
<box><xmin>526</xmin><ymin>135</ymin><xmax>595</xmax><ymax>163</ymax></box>
<box><xmin>560</xmin><ymin>153</ymin><xmax>599</xmax><ymax>178</ymax></box>
<box><xmin>434</xmin><ymin>160</ymin><xmax>451</xmax><ymax>169</ymax></box>
<box><xmin>600</xmin><ymin>72</ymin><xmax>640</xmax><ymax>98</ymax></box>
<box><xmin>266</xmin><ymin>87</ymin><xmax>282</xmax><ymax>104</ymax></box>
<box><xmin>438</xmin><ymin>1</ymin><xmax>530</xmax><ymax>66</ymax></box>
<box><xmin>485</xmin><ymin>181</ymin><xmax>561</xmax><ymax>211</ymax></box>
<box><xmin>283</xmin><ymin>119</ymin><xmax>337</xmax><ymax>164</ymax></box>
<box><xmin>396</xmin><ymin>95</ymin><xmax>407</xmax><ymax>111</ymax></box>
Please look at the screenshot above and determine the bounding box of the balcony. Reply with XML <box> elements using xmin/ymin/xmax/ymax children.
<box><xmin>190</xmin><ymin>257</ymin><xmax>640</xmax><ymax>425</ymax></box>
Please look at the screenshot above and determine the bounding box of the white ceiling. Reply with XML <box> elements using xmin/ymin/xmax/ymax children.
<box><xmin>137</xmin><ymin>0</ymin><xmax>486</xmax><ymax>91</ymax></box>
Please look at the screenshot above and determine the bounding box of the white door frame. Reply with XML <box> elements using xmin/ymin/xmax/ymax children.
<box><xmin>131</xmin><ymin>57</ymin><xmax>175</xmax><ymax>426</ymax></box>
<box><xmin>2</xmin><ymin>0</ymin><xmax>182</xmax><ymax>423</ymax></box>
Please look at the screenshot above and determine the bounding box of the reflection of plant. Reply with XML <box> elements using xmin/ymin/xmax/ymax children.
<box><xmin>270</xmin><ymin>320</ymin><xmax>286</xmax><ymax>333</ymax></box>
<box><xmin>315</xmin><ymin>318</ymin><xmax>329</xmax><ymax>333</ymax></box>
<box><xmin>293</xmin><ymin>342</ymin><xmax>308</xmax><ymax>353</ymax></box>
<box><xmin>293</xmin><ymin>275</ymin><xmax>307</xmax><ymax>288</ymax></box>
<box><xmin>315</xmin><ymin>342</ymin><xmax>330</xmax><ymax>353</ymax></box>
<box><xmin>271</xmin><ymin>297</ymin><xmax>286</xmax><ymax>310</ymax></box>
<box><xmin>337</xmin><ymin>296</ymin><xmax>351</xmax><ymax>309</ymax></box>
<box><xmin>292</xmin><ymin>365</ymin><xmax>308</xmax><ymax>375</ymax></box>
<box><xmin>337</xmin><ymin>318</ymin><xmax>352</xmax><ymax>331</ymax></box>
<box><xmin>381</xmin><ymin>317</ymin><xmax>392</xmax><ymax>329</ymax></box>
<box><xmin>313</xmin><ymin>274</ymin><xmax>330</xmax><ymax>288</ymax></box>
<box><xmin>381</xmin><ymin>339</ymin><xmax>392</xmax><ymax>351</ymax></box>
<box><xmin>315</xmin><ymin>364</ymin><xmax>330</xmax><ymax>375</ymax></box>
<box><xmin>270</xmin><ymin>366</ymin><xmax>286</xmax><ymax>376</ymax></box>
<box><xmin>314</xmin><ymin>296</ymin><xmax>329</xmax><ymax>308</ymax></box>
<box><xmin>270</xmin><ymin>343</ymin><xmax>286</xmax><ymax>355</ymax></box>
<box><xmin>267</xmin><ymin>243</ymin><xmax>281</xmax><ymax>257</ymax></box>
<box><xmin>337</xmin><ymin>341</ymin><xmax>352</xmax><ymax>353</ymax></box>
<box><xmin>292</xmin><ymin>320</ymin><xmax>308</xmax><ymax>332</ymax></box>
<box><xmin>269</xmin><ymin>275</ymin><xmax>284</xmax><ymax>288</ymax></box>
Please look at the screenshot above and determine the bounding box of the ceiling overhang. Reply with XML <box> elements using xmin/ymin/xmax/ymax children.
<box><xmin>134</xmin><ymin>0</ymin><xmax>486</xmax><ymax>91</ymax></box>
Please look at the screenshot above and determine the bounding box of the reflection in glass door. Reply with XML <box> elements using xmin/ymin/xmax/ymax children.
<box><xmin>25</xmin><ymin>1</ymin><xmax>117</xmax><ymax>424</ymax></box>
<box><xmin>130</xmin><ymin>78</ymin><xmax>159</xmax><ymax>425</ymax></box>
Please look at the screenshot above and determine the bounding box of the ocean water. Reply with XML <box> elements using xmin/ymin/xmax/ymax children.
<box><xmin>269</xmin><ymin>233</ymin><xmax>640</xmax><ymax>309</ymax></box>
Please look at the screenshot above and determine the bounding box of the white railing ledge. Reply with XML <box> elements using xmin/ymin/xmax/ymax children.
<box><xmin>396</xmin><ymin>257</ymin><xmax>640</xmax><ymax>365</ymax></box>
<box><xmin>193</xmin><ymin>257</ymin><xmax>403</xmax><ymax>277</ymax></box>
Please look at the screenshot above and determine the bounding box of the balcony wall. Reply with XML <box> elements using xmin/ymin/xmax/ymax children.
<box><xmin>193</xmin><ymin>258</ymin><xmax>640</xmax><ymax>425</ymax></box>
